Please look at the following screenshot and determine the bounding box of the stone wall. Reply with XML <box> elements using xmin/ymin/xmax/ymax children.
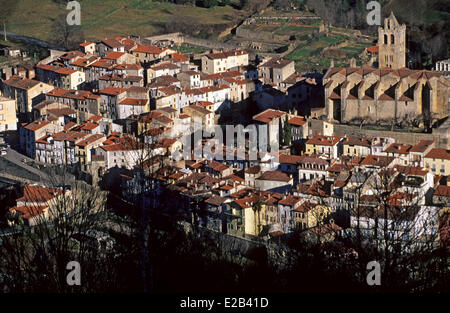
<box><xmin>183</xmin><ymin>35</ymin><xmax>240</xmax><ymax>51</ymax></box>
<box><xmin>333</xmin><ymin>123</ymin><xmax>449</xmax><ymax>149</ymax></box>
<box><xmin>143</xmin><ymin>32</ymin><xmax>185</xmax><ymax>45</ymax></box>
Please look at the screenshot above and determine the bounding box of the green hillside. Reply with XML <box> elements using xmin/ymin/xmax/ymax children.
<box><xmin>2</xmin><ymin>0</ymin><xmax>246</xmax><ymax>42</ymax></box>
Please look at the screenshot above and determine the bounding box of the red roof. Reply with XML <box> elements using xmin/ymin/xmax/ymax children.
<box><xmin>132</xmin><ymin>44</ymin><xmax>163</xmax><ymax>55</ymax></box>
<box><xmin>104</xmin><ymin>51</ymin><xmax>126</xmax><ymax>60</ymax></box>
<box><xmin>253</xmin><ymin>109</ymin><xmax>286</xmax><ymax>124</ymax></box>
<box><xmin>307</xmin><ymin>135</ymin><xmax>342</xmax><ymax>146</ymax></box>
<box><xmin>366</xmin><ymin>46</ymin><xmax>379</xmax><ymax>54</ymax></box>
<box><xmin>17</xmin><ymin>185</ymin><xmax>63</xmax><ymax>203</ymax></box>
<box><xmin>288</xmin><ymin>116</ymin><xmax>306</xmax><ymax>126</ymax></box>
<box><xmin>425</xmin><ymin>148</ymin><xmax>450</xmax><ymax>160</ymax></box>
<box><xmin>119</xmin><ymin>98</ymin><xmax>148</xmax><ymax>106</ymax></box>
<box><xmin>360</xmin><ymin>155</ymin><xmax>395</xmax><ymax>167</ymax></box>
<box><xmin>384</xmin><ymin>143</ymin><xmax>412</xmax><ymax>155</ymax></box>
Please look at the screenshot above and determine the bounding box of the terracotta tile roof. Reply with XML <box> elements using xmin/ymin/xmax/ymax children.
<box><xmin>158</xmin><ymin>85</ymin><xmax>181</xmax><ymax>96</ymax></box>
<box><xmin>288</xmin><ymin>116</ymin><xmax>307</xmax><ymax>126</ymax></box>
<box><xmin>205</xmin><ymin>195</ymin><xmax>229</xmax><ymax>206</ymax></box>
<box><xmin>425</xmin><ymin>148</ymin><xmax>450</xmax><ymax>160</ymax></box>
<box><xmin>410</xmin><ymin>140</ymin><xmax>434</xmax><ymax>153</ymax></box>
<box><xmin>234</xmin><ymin>194</ymin><xmax>260</xmax><ymax>210</ymax></box>
<box><xmin>150</xmin><ymin>62</ymin><xmax>180</xmax><ymax>71</ymax></box>
<box><xmin>343</xmin><ymin>136</ymin><xmax>371</xmax><ymax>147</ymax></box>
<box><xmin>434</xmin><ymin>185</ymin><xmax>450</xmax><ymax>197</ymax></box>
<box><xmin>9</xmin><ymin>205</ymin><xmax>49</xmax><ymax>219</ymax></box>
<box><xmin>23</xmin><ymin>120</ymin><xmax>50</xmax><ymax>132</ymax></box>
<box><xmin>3</xmin><ymin>75</ymin><xmax>42</xmax><ymax>90</ymax></box>
<box><xmin>384</xmin><ymin>143</ymin><xmax>412</xmax><ymax>154</ymax></box>
<box><xmin>307</xmin><ymin>135</ymin><xmax>343</xmax><ymax>146</ymax></box>
<box><xmin>99</xmin><ymin>87</ymin><xmax>127</xmax><ymax>96</ymax></box>
<box><xmin>132</xmin><ymin>43</ymin><xmax>163</xmax><ymax>54</ymax></box>
<box><xmin>170</xmin><ymin>52</ymin><xmax>189</xmax><ymax>63</ymax></box>
<box><xmin>119</xmin><ymin>98</ymin><xmax>148</xmax><ymax>106</ymax></box>
<box><xmin>63</xmin><ymin>121</ymin><xmax>77</xmax><ymax>131</ymax></box>
<box><xmin>101</xmin><ymin>136</ymin><xmax>141</xmax><ymax>151</ymax></box>
<box><xmin>17</xmin><ymin>185</ymin><xmax>63</xmax><ymax>203</ymax></box>
<box><xmin>253</xmin><ymin>109</ymin><xmax>286</xmax><ymax>124</ymax></box>
<box><xmin>360</xmin><ymin>155</ymin><xmax>395</xmax><ymax>167</ymax></box>
<box><xmin>76</xmin><ymin>134</ymin><xmax>105</xmax><ymax>147</ymax></box>
<box><xmin>52</xmin><ymin>130</ymin><xmax>88</xmax><ymax>142</ymax></box>
<box><xmin>257</xmin><ymin>170</ymin><xmax>291</xmax><ymax>182</ymax></box>
<box><xmin>79</xmin><ymin>41</ymin><xmax>94</xmax><ymax>47</ymax></box>
<box><xmin>279</xmin><ymin>154</ymin><xmax>303</xmax><ymax>165</ymax></box>
<box><xmin>80</xmin><ymin>122</ymin><xmax>99</xmax><ymax>131</ymax></box>
<box><xmin>260</xmin><ymin>58</ymin><xmax>293</xmax><ymax>69</ymax></box>
<box><xmin>366</xmin><ymin>46</ymin><xmax>379</xmax><ymax>53</ymax></box>
<box><xmin>279</xmin><ymin>195</ymin><xmax>300</xmax><ymax>206</ymax></box>
<box><xmin>46</xmin><ymin>107</ymin><xmax>77</xmax><ymax>117</ymax></box>
<box><xmin>104</xmin><ymin>51</ymin><xmax>126</xmax><ymax>60</ymax></box>
<box><xmin>101</xmin><ymin>38</ymin><xmax>124</xmax><ymax>48</ymax></box>
<box><xmin>393</xmin><ymin>165</ymin><xmax>428</xmax><ymax>176</ymax></box>
<box><xmin>294</xmin><ymin>201</ymin><xmax>316</xmax><ymax>213</ymax></box>
<box><xmin>185</xmin><ymin>104</ymin><xmax>212</xmax><ymax>115</ymax></box>
<box><xmin>245</xmin><ymin>165</ymin><xmax>261</xmax><ymax>174</ymax></box>
<box><xmin>205</xmin><ymin>49</ymin><xmax>248</xmax><ymax>60</ymax></box>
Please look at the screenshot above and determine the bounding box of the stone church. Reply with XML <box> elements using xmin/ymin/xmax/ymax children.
<box><xmin>323</xmin><ymin>13</ymin><xmax>449</xmax><ymax>127</ymax></box>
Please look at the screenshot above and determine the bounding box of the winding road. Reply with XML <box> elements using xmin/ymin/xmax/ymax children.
<box><xmin>3</xmin><ymin>31</ymin><xmax>62</xmax><ymax>50</ymax></box>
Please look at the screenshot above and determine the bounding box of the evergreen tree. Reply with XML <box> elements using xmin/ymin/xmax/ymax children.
<box><xmin>282</xmin><ymin>115</ymin><xmax>292</xmax><ymax>146</ymax></box>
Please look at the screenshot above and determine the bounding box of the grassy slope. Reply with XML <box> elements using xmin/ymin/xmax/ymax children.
<box><xmin>4</xmin><ymin>0</ymin><xmax>245</xmax><ymax>42</ymax></box>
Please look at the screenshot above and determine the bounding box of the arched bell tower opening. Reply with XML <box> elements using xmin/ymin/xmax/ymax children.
<box><xmin>378</xmin><ymin>12</ymin><xmax>406</xmax><ymax>69</ymax></box>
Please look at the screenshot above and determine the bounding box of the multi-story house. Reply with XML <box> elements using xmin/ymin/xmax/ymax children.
<box><xmin>305</xmin><ymin>135</ymin><xmax>344</xmax><ymax>159</ymax></box>
<box><xmin>384</xmin><ymin>142</ymin><xmax>412</xmax><ymax>165</ymax></box>
<box><xmin>36</xmin><ymin>64</ymin><xmax>85</xmax><ymax>90</ymax></box>
<box><xmin>258</xmin><ymin>58</ymin><xmax>295</xmax><ymax>87</ymax></box>
<box><xmin>278</xmin><ymin>195</ymin><xmax>301</xmax><ymax>233</ymax></box>
<box><xmin>424</xmin><ymin>148</ymin><xmax>450</xmax><ymax>176</ymax></box>
<box><xmin>130</xmin><ymin>43</ymin><xmax>166</xmax><ymax>64</ymax></box>
<box><xmin>293</xmin><ymin>202</ymin><xmax>333</xmax><ymax>231</ymax></box>
<box><xmin>409</xmin><ymin>140</ymin><xmax>435</xmax><ymax>167</ymax></box>
<box><xmin>0</xmin><ymin>96</ymin><xmax>17</xmax><ymax>131</ymax></box>
<box><xmin>75</xmin><ymin>134</ymin><xmax>106</xmax><ymax>170</ymax></box>
<box><xmin>288</xmin><ymin>116</ymin><xmax>308</xmax><ymax>144</ymax></box>
<box><xmin>342</xmin><ymin>136</ymin><xmax>372</xmax><ymax>157</ymax></box>
<box><xmin>45</xmin><ymin>88</ymin><xmax>101</xmax><ymax>117</ymax></box>
<box><xmin>2</xmin><ymin>75</ymin><xmax>53</xmax><ymax>117</ymax></box>
<box><xmin>35</xmin><ymin>130</ymin><xmax>89</xmax><ymax>165</ymax></box>
<box><xmin>253</xmin><ymin>109</ymin><xmax>287</xmax><ymax>148</ymax></box>
<box><xmin>117</xmin><ymin>98</ymin><xmax>149</xmax><ymax>120</ymax></box>
<box><xmin>97</xmin><ymin>136</ymin><xmax>145</xmax><ymax>170</ymax></box>
<box><xmin>371</xmin><ymin>136</ymin><xmax>395</xmax><ymax>155</ymax></box>
<box><xmin>255</xmin><ymin>170</ymin><xmax>293</xmax><ymax>193</ymax></box>
<box><xmin>19</xmin><ymin>120</ymin><xmax>63</xmax><ymax>158</ymax></box>
<box><xmin>98</xmin><ymin>74</ymin><xmax>143</xmax><ymax>90</ymax></box>
<box><xmin>147</xmin><ymin>62</ymin><xmax>180</xmax><ymax>82</ymax></box>
<box><xmin>79</xmin><ymin>41</ymin><xmax>96</xmax><ymax>55</ymax></box>
<box><xmin>297</xmin><ymin>155</ymin><xmax>330</xmax><ymax>181</ymax></box>
<box><xmin>7</xmin><ymin>185</ymin><xmax>69</xmax><ymax>226</ymax></box>
<box><xmin>177</xmin><ymin>71</ymin><xmax>201</xmax><ymax>89</ymax></box>
<box><xmin>201</xmin><ymin>49</ymin><xmax>249</xmax><ymax>74</ymax></box>
<box><xmin>98</xmin><ymin>87</ymin><xmax>127</xmax><ymax>119</ymax></box>
<box><xmin>103</xmin><ymin>51</ymin><xmax>136</xmax><ymax>65</ymax></box>
<box><xmin>182</xmin><ymin>104</ymin><xmax>215</xmax><ymax>132</ymax></box>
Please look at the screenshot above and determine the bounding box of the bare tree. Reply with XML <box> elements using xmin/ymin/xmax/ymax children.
<box><xmin>50</xmin><ymin>14</ymin><xmax>84</xmax><ymax>50</ymax></box>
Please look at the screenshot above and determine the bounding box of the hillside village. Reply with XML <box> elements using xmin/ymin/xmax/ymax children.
<box><xmin>0</xmin><ymin>12</ymin><xmax>449</xmax><ymax>258</ymax></box>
